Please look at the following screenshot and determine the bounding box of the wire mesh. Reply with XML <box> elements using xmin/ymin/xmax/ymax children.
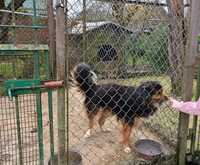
<box><xmin>0</xmin><ymin>0</ymin><xmax>197</xmax><ymax>164</ymax></box>
<box><xmin>0</xmin><ymin>49</ymin><xmax>48</xmax><ymax>164</ymax></box>
<box><xmin>0</xmin><ymin>1</ymin><xmax>49</xmax><ymax>164</ymax></box>
<box><xmin>0</xmin><ymin>0</ymin><xmax>48</xmax><ymax>44</ymax></box>
<box><xmin>66</xmin><ymin>0</ymin><xmax>190</xmax><ymax>164</ymax></box>
<box><xmin>0</xmin><ymin>52</ymin><xmax>48</xmax><ymax>82</ymax></box>
<box><xmin>0</xmin><ymin>95</ymin><xmax>39</xmax><ymax>164</ymax></box>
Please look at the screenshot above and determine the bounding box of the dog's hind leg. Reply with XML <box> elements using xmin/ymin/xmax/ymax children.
<box><xmin>84</xmin><ymin>112</ymin><xmax>96</xmax><ymax>138</ymax></box>
<box><xmin>98</xmin><ymin>109</ymin><xmax>111</xmax><ymax>132</ymax></box>
<box><xmin>120</xmin><ymin>123</ymin><xmax>133</xmax><ymax>153</ymax></box>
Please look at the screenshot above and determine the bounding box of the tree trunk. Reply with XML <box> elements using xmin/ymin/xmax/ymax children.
<box><xmin>167</xmin><ymin>0</ymin><xmax>185</xmax><ymax>96</ymax></box>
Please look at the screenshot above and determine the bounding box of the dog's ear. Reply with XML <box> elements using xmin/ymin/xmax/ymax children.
<box><xmin>139</xmin><ymin>81</ymin><xmax>162</xmax><ymax>94</ymax></box>
<box><xmin>136</xmin><ymin>82</ymin><xmax>152</xmax><ymax>101</ymax></box>
<box><xmin>139</xmin><ymin>81</ymin><xmax>153</xmax><ymax>92</ymax></box>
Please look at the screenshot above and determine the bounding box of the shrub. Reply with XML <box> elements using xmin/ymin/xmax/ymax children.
<box><xmin>135</xmin><ymin>25</ymin><xmax>169</xmax><ymax>73</ymax></box>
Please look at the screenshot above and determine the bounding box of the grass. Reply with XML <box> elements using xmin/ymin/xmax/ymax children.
<box><xmin>106</xmin><ymin>75</ymin><xmax>197</xmax><ymax>99</ymax></box>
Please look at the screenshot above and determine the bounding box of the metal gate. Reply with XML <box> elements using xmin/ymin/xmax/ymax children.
<box><xmin>0</xmin><ymin>46</ymin><xmax>59</xmax><ymax>165</ymax></box>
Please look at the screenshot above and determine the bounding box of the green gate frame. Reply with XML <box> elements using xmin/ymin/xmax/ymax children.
<box><xmin>0</xmin><ymin>44</ymin><xmax>55</xmax><ymax>165</ymax></box>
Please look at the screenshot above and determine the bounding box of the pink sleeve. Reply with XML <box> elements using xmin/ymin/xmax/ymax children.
<box><xmin>170</xmin><ymin>97</ymin><xmax>200</xmax><ymax>115</ymax></box>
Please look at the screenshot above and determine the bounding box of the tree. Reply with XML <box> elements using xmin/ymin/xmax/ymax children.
<box><xmin>112</xmin><ymin>2</ymin><xmax>167</xmax><ymax>27</ymax></box>
<box><xmin>0</xmin><ymin>0</ymin><xmax>26</xmax><ymax>43</ymax></box>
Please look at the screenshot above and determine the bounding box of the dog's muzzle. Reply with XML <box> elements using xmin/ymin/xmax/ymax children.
<box><xmin>91</xmin><ymin>71</ymin><xmax>98</xmax><ymax>83</ymax></box>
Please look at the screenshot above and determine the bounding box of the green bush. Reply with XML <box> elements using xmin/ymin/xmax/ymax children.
<box><xmin>135</xmin><ymin>25</ymin><xmax>169</xmax><ymax>73</ymax></box>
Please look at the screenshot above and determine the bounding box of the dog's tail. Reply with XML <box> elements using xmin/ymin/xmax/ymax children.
<box><xmin>72</xmin><ymin>63</ymin><xmax>97</xmax><ymax>92</ymax></box>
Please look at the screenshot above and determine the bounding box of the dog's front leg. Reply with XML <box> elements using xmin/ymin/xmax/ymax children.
<box><xmin>84</xmin><ymin>114</ymin><xmax>95</xmax><ymax>138</ymax></box>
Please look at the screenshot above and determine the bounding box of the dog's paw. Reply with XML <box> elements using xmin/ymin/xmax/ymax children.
<box><xmin>84</xmin><ymin>129</ymin><xmax>91</xmax><ymax>138</ymax></box>
<box><xmin>124</xmin><ymin>147</ymin><xmax>131</xmax><ymax>153</ymax></box>
<box><xmin>101</xmin><ymin>127</ymin><xmax>111</xmax><ymax>132</ymax></box>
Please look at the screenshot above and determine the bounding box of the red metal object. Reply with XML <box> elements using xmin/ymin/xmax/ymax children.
<box><xmin>42</xmin><ymin>80</ymin><xmax>64</xmax><ymax>88</ymax></box>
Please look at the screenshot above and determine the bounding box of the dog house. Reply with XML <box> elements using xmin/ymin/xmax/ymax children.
<box><xmin>67</xmin><ymin>21</ymin><xmax>140</xmax><ymax>78</ymax></box>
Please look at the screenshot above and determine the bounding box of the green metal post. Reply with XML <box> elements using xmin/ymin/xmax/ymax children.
<box><xmin>15</xmin><ymin>96</ymin><xmax>23</xmax><ymax>165</ymax></box>
<box><xmin>11</xmin><ymin>0</ymin><xmax>16</xmax><ymax>45</ymax></box>
<box><xmin>34</xmin><ymin>50</ymin><xmax>40</xmax><ymax>79</ymax></box>
<box><xmin>45</xmin><ymin>50</ymin><xmax>50</xmax><ymax>79</ymax></box>
<box><xmin>197</xmin><ymin>35</ymin><xmax>200</xmax><ymax>53</ymax></box>
<box><xmin>32</xmin><ymin>0</ymin><xmax>39</xmax><ymax>97</ymax></box>
<box><xmin>32</xmin><ymin>0</ymin><xmax>38</xmax><ymax>45</ymax></box>
<box><xmin>34</xmin><ymin>49</ymin><xmax>43</xmax><ymax>164</ymax></box>
<box><xmin>32</xmin><ymin>1</ymin><xmax>44</xmax><ymax>160</ymax></box>
<box><xmin>48</xmin><ymin>90</ymin><xmax>55</xmax><ymax>164</ymax></box>
<box><xmin>12</xmin><ymin>62</ymin><xmax>16</xmax><ymax>78</ymax></box>
<box><xmin>36</xmin><ymin>89</ymin><xmax>44</xmax><ymax>165</ymax></box>
<box><xmin>45</xmin><ymin>50</ymin><xmax>55</xmax><ymax>163</ymax></box>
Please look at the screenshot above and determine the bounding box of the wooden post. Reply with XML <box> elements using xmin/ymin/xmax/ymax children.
<box><xmin>56</xmin><ymin>1</ymin><xmax>66</xmax><ymax>165</ymax></box>
<box><xmin>177</xmin><ymin>1</ymin><xmax>200</xmax><ymax>165</ymax></box>
<box><xmin>82</xmin><ymin>0</ymin><xmax>87</xmax><ymax>62</ymax></box>
<box><xmin>48</xmin><ymin>0</ymin><xmax>56</xmax><ymax>79</ymax></box>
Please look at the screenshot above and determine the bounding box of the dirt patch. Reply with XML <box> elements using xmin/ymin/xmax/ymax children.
<box><xmin>66</xmin><ymin>88</ymin><xmax>173</xmax><ymax>164</ymax></box>
<box><xmin>0</xmin><ymin>88</ymin><xmax>175</xmax><ymax>165</ymax></box>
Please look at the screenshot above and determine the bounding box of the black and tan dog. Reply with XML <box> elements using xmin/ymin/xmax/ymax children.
<box><xmin>72</xmin><ymin>63</ymin><xmax>168</xmax><ymax>153</ymax></box>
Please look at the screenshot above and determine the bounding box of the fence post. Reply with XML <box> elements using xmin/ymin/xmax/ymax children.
<box><xmin>177</xmin><ymin>1</ymin><xmax>200</xmax><ymax>165</ymax></box>
<box><xmin>48</xmin><ymin>0</ymin><xmax>56</xmax><ymax>79</ymax></box>
<box><xmin>56</xmin><ymin>1</ymin><xmax>66</xmax><ymax>165</ymax></box>
<box><xmin>83</xmin><ymin>0</ymin><xmax>87</xmax><ymax>62</ymax></box>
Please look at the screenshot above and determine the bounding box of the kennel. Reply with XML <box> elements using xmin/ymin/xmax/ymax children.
<box><xmin>1</xmin><ymin>0</ymin><xmax>200</xmax><ymax>165</ymax></box>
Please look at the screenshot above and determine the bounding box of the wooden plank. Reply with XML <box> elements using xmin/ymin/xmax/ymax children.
<box><xmin>48</xmin><ymin>0</ymin><xmax>56</xmax><ymax>79</ymax></box>
<box><xmin>55</xmin><ymin>2</ymin><xmax>66</xmax><ymax>165</ymax></box>
<box><xmin>177</xmin><ymin>1</ymin><xmax>200</xmax><ymax>165</ymax></box>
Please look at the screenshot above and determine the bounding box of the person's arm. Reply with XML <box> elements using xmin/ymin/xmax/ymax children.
<box><xmin>169</xmin><ymin>97</ymin><xmax>200</xmax><ymax>115</ymax></box>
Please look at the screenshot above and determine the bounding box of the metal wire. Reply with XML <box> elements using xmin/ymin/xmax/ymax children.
<box><xmin>66</xmin><ymin>0</ymin><xmax>188</xmax><ymax>164</ymax></box>
<box><xmin>0</xmin><ymin>1</ymin><xmax>49</xmax><ymax>164</ymax></box>
<box><xmin>0</xmin><ymin>0</ymin><xmax>196</xmax><ymax>164</ymax></box>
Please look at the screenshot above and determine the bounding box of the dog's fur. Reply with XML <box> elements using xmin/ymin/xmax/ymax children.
<box><xmin>72</xmin><ymin>63</ymin><xmax>168</xmax><ymax>153</ymax></box>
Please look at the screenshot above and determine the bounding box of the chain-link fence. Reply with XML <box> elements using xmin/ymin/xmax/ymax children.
<box><xmin>66</xmin><ymin>0</ymin><xmax>192</xmax><ymax>164</ymax></box>
<box><xmin>0</xmin><ymin>0</ymin><xmax>48</xmax><ymax>44</ymax></box>
<box><xmin>1</xmin><ymin>0</ymin><xmax>199</xmax><ymax>164</ymax></box>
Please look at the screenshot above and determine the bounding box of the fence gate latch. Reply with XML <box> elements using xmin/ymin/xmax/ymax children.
<box><xmin>4</xmin><ymin>79</ymin><xmax>64</xmax><ymax>100</ymax></box>
<box><xmin>4</xmin><ymin>79</ymin><xmax>41</xmax><ymax>100</ymax></box>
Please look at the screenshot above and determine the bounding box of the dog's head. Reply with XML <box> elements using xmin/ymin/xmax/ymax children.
<box><xmin>72</xmin><ymin>63</ymin><xmax>97</xmax><ymax>90</ymax></box>
<box><xmin>138</xmin><ymin>81</ymin><xmax>168</xmax><ymax>105</ymax></box>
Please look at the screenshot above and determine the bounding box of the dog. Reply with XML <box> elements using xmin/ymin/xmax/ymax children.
<box><xmin>72</xmin><ymin>63</ymin><xmax>168</xmax><ymax>153</ymax></box>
